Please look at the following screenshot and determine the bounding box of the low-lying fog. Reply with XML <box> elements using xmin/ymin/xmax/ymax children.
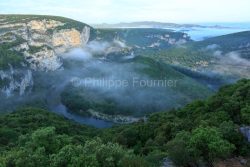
<box><xmin>47</xmin><ymin>44</ymin><xmax>184</xmax><ymax>116</ymax></box>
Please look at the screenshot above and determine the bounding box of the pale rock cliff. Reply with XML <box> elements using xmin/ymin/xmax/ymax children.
<box><xmin>27</xmin><ymin>20</ymin><xmax>64</xmax><ymax>32</ymax></box>
<box><xmin>52</xmin><ymin>26</ymin><xmax>90</xmax><ymax>54</ymax></box>
<box><xmin>0</xmin><ymin>16</ymin><xmax>93</xmax><ymax>97</ymax></box>
<box><xmin>24</xmin><ymin>47</ymin><xmax>62</xmax><ymax>71</ymax></box>
<box><xmin>0</xmin><ymin>18</ymin><xmax>92</xmax><ymax>71</ymax></box>
<box><xmin>0</xmin><ymin>65</ymin><xmax>33</xmax><ymax>97</ymax></box>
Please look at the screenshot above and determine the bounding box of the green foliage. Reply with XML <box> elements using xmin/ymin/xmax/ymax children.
<box><xmin>0</xmin><ymin>14</ymin><xmax>91</xmax><ymax>30</ymax></box>
<box><xmin>28</xmin><ymin>45</ymin><xmax>52</xmax><ymax>54</ymax></box>
<box><xmin>101</xmin><ymin>79</ymin><xmax>250</xmax><ymax>166</ymax></box>
<box><xmin>166</xmin><ymin>127</ymin><xmax>235</xmax><ymax>166</ymax></box>
<box><xmin>0</xmin><ymin>80</ymin><xmax>249</xmax><ymax>166</ymax></box>
<box><xmin>141</xmin><ymin>46</ymin><xmax>212</xmax><ymax>69</ymax></box>
<box><xmin>61</xmin><ymin>85</ymin><xmax>120</xmax><ymax>115</ymax></box>
<box><xmin>189</xmin><ymin>127</ymin><xmax>235</xmax><ymax>161</ymax></box>
<box><xmin>96</xmin><ymin>28</ymin><xmax>189</xmax><ymax>48</ymax></box>
<box><xmin>0</xmin><ymin>108</ymin><xmax>148</xmax><ymax>167</ymax></box>
<box><xmin>0</xmin><ymin>108</ymin><xmax>98</xmax><ymax>149</ymax></box>
<box><xmin>0</xmin><ymin>40</ymin><xmax>25</xmax><ymax>70</ymax></box>
<box><xmin>61</xmin><ymin>56</ymin><xmax>212</xmax><ymax>117</ymax></box>
<box><xmin>197</xmin><ymin>31</ymin><xmax>250</xmax><ymax>51</ymax></box>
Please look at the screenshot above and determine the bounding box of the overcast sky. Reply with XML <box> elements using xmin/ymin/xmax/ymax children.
<box><xmin>0</xmin><ymin>0</ymin><xmax>250</xmax><ymax>24</ymax></box>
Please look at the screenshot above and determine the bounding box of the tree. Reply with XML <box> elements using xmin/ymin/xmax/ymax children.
<box><xmin>241</xmin><ymin>106</ymin><xmax>250</xmax><ymax>124</ymax></box>
<box><xmin>30</xmin><ymin>127</ymin><xmax>71</xmax><ymax>154</ymax></box>
<box><xmin>189</xmin><ymin>126</ymin><xmax>235</xmax><ymax>164</ymax></box>
<box><xmin>166</xmin><ymin>131</ymin><xmax>197</xmax><ymax>167</ymax></box>
<box><xmin>50</xmin><ymin>144</ymin><xmax>99</xmax><ymax>167</ymax></box>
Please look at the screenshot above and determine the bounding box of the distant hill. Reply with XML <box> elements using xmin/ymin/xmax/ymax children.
<box><xmin>92</xmin><ymin>21</ymin><xmax>229</xmax><ymax>29</ymax></box>
<box><xmin>141</xmin><ymin>31</ymin><xmax>250</xmax><ymax>79</ymax></box>
<box><xmin>195</xmin><ymin>31</ymin><xmax>250</xmax><ymax>59</ymax></box>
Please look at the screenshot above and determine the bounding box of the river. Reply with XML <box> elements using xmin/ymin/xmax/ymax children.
<box><xmin>46</xmin><ymin>81</ymin><xmax>113</xmax><ymax>128</ymax></box>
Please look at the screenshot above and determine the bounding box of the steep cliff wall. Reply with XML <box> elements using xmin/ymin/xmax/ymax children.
<box><xmin>0</xmin><ymin>15</ymin><xmax>94</xmax><ymax>71</ymax></box>
<box><xmin>0</xmin><ymin>65</ymin><xmax>33</xmax><ymax>97</ymax></box>
<box><xmin>0</xmin><ymin>15</ymin><xmax>94</xmax><ymax>97</ymax></box>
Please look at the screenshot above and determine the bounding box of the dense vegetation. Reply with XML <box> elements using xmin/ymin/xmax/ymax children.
<box><xmin>1</xmin><ymin>15</ymin><xmax>250</xmax><ymax>166</ymax></box>
<box><xmin>195</xmin><ymin>31</ymin><xmax>250</xmax><ymax>51</ymax></box>
<box><xmin>101</xmin><ymin>79</ymin><xmax>250</xmax><ymax>166</ymax></box>
<box><xmin>96</xmin><ymin>28</ymin><xmax>189</xmax><ymax>49</ymax></box>
<box><xmin>138</xmin><ymin>31</ymin><xmax>250</xmax><ymax>73</ymax></box>
<box><xmin>0</xmin><ymin>79</ymin><xmax>249</xmax><ymax>166</ymax></box>
<box><xmin>193</xmin><ymin>31</ymin><xmax>250</xmax><ymax>60</ymax></box>
<box><xmin>140</xmin><ymin>46</ymin><xmax>213</xmax><ymax>69</ymax></box>
<box><xmin>0</xmin><ymin>34</ymin><xmax>25</xmax><ymax>69</ymax></box>
<box><xmin>61</xmin><ymin>84</ymin><xmax>131</xmax><ymax>116</ymax></box>
<box><xmin>61</xmin><ymin>56</ymin><xmax>212</xmax><ymax>117</ymax></box>
<box><xmin>0</xmin><ymin>108</ymin><xmax>148</xmax><ymax>167</ymax></box>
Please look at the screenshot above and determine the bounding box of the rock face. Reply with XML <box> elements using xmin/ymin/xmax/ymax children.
<box><xmin>28</xmin><ymin>20</ymin><xmax>63</xmax><ymax>32</ymax></box>
<box><xmin>24</xmin><ymin>47</ymin><xmax>62</xmax><ymax>71</ymax></box>
<box><xmin>240</xmin><ymin>127</ymin><xmax>250</xmax><ymax>142</ymax></box>
<box><xmin>0</xmin><ymin>15</ymin><xmax>93</xmax><ymax>96</ymax></box>
<box><xmin>52</xmin><ymin>26</ymin><xmax>90</xmax><ymax>54</ymax></box>
<box><xmin>0</xmin><ymin>65</ymin><xmax>33</xmax><ymax>97</ymax></box>
<box><xmin>0</xmin><ymin>16</ymin><xmax>92</xmax><ymax>71</ymax></box>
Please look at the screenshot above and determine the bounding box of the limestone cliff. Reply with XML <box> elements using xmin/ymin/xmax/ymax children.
<box><xmin>0</xmin><ymin>15</ymin><xmax>93</xmax><ymax>71</ymax></box>
<box><xmin>0</xmin><ymin>15</ymin><xmax>94</xmax><ymax>96</ymax></box>
<box><xmin>0</xmin><ymin>65</ymin><xmax>33</xmax><ymax>97</ymax></box>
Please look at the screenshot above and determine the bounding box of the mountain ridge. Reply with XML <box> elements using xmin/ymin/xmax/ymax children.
<box><xmin>92</xmin><ymin>21</ymin><xmax>231</xmax><ymax>29</ymax></box>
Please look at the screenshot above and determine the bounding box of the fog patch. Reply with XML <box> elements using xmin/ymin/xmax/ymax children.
<box><xmin>211</xmin><ymin>50</ymin><xmax>250</xmax><ymax>78</ymax></box>
<box><xmin>205</xmin><ymin>44</ymin><xmax>219</xmax><ymax>50</ymax></box>
<box><xmin>83</xmin><ymin>39</ymin><xmax>128</xmax><ymax>55</ymax></box>
<box><xmin>62</xmin><ymin>48</ymin><xmax>92</xmax><ymax>61</ymax></box>
<box><xmin>66</xmin><ymin>59</ymin><xmax>180</xmax><ymax>115</ymax></box>
<box><xmin>86</xmin><ymin>41</ymin><xmax>111</xmax><ymax>54</ymax></box>
<box><xmin>226</xmin><ymin>52</ymin><xmax>250</xmax><ymax>67</ymax></box>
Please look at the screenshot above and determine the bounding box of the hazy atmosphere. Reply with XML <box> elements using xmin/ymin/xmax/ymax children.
<box><xmin>0</xmin><ymin>1</ymin><xmax>250</xmax><ymax>166</ymax></box>
<box><xmin>1</xmin><ymin>0</ymin><xmax>250</xmax><ymax>23</ymax></box>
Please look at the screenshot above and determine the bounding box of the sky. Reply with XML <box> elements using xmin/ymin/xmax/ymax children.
<box><xmin>0</xmin><ymin>0</ymin><xmax>250</xmax><ymax>24</ymax></box>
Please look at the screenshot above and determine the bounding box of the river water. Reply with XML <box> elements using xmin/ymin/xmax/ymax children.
<box><xmin>46</xmin><ymin>80</ymin><xmax>114</xmax><ymax>128</ymax></box>
<box><xmin>51</xmin><ymin>103</ymin><xmax>113</xmax><ymax>128</ymax></box>
<box><xmin>173</xmin><ymin>23</ymin><xmax>250</xmax><ymax>41</ymax></box>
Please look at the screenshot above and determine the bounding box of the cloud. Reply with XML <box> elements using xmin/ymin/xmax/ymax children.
<box><xmin>0</xmin><ymin>0</ymin><xmax>250</xmax><ymax>23</ymax></box>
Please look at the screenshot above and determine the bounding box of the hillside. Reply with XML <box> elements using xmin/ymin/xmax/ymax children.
<box><xmin>0</xmin><ymin>79</ymin><xmax>249</xmax><ymax>167</ymax></box>
<box><xmin>194</xmin><ymin>31</ymin><xmax>250</xmax><ymax>59</ymax></box>
<box><xmin>0</xmin><ymin>15</ymin><xmax>96</xmax><ymax>100</ymax></box>
<box><xmin>0</xmin><ymin>14</ymin><xmax>95</xmax><ymax>71</ymax></box>
<box><xmin>1</xmin><ymin>14</ymin><xmax>249</xmax><ymax>127</ymax></box>
<box><xmin>142</xmin><ymin>31</ymin><xmax>250</xmax><ymax>80</ymax></box>
<box><xmin>96</xmin><ymin>28</ymin><xmax>190</xmax><ymax>50</ymax></box>
<box><xmin>0</xmin><ymin>15</ymin><xmax>215</xmax><ymax>121</ymax></box>
<box><xmin>92</xmin><ymin>21</ymin><xmax>226</xmax><ymax>29</ymax></box>
<box><xmin>101</xmin><ymin>79</ymin><xmax>250</xmax><ymax>166</ymax></box>
<box><xmin>60</xmin><ymin>56</ymin><xmax>212</xmax><ymax>120</ymax></box>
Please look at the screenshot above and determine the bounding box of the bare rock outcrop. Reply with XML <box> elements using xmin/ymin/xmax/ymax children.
<box><xmin>0</xmin><ymin>65</ymin><xmax>33</xmax><ymax>97</ymax></box>
<box><xmin>0</xmin><ymin>18</ymin><xmax>92</xmax><ymax>71</ymax></box>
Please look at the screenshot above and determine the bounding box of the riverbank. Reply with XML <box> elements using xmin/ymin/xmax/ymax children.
<box><xmin>87</xmin><ymin>109</ymin><xmax>144</xmax><ymax>124</ymax></box>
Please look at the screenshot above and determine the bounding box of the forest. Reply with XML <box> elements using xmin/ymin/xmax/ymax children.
<box><xmin>0</xmin><ymin>79</ymin><xmax>249</xmax><ymax>167</ymax></box>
